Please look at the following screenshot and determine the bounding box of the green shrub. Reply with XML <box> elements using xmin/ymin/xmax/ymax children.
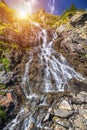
<box><xmin>0</xmin><ymin>108</ymin><xmax>6</xmax><ymax>119</ymax></box>
<box><xmin>2</xmin><ymin>57</ymin><xmax>10</xmax><ymax>71</ymax></box>
<box><xmin>55</xmin><ymin>4</ymin><xmax>77</xmax><ymax>26</ymax></box>
<box><xmin>11</xmin><ymin>43</ymin><xmax>19</xmax><ymax>49</ymax></box>
<box><xmin>0</xmin><ymin>84</ymin><xmax>6</xmax><ymax>89</ymax></box>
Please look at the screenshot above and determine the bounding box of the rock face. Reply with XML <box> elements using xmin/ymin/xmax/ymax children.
<box><xmin>54</xmin><ymin>12</ymin><xmax>87</xmax><ymax>78</ymax></box>
<box><xmin>70</xmin><ymin>12</ymin><xmax>87</xmax><ymax>28</ymax></box>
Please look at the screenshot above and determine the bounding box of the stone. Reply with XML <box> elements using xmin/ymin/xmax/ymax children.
<box><xmin>76</xmin><ymin>93</ymin><xmax>86</xmax><ymax>103</ymax></box>
<box><xmin>0</xmin><ymin>71</ymin><xmax>10</xmax><ymax>84</ymax></box>
<box><xmin>28</xmin><ymin>122</ymin><xmax>35</xmax><ymax>130</ymax></box>
<box><xmin>59</xmin><ymin>100</ymin><xmax>72</xmax><ymax>111</ymax></box>
<box><xmin>74</xmin><ymin>116</ymin><xmax>85</xmax><ymax>129</ymax></box>
<box><xmin>54</xmin><ymin>109</ymin><xmax>73</xmax><ymax>118</ymax></box>
<box><xmin>54</xmin><ymin>124</ymin><xmax>66</xmax><ymax>130</ymax></box>
<box><xmin>48</xmin><ymin>108</ymin><xmax>52</xmax><ymax>113</ymax></box>
<box><xmin>24</xmin><ymin>107</ymin><xmax>29</xmax><ymax>114</ymax></box>
<box><xmin>0</xmin><ymin>97</ymin><xmax>10</xmax><ymax>108</ymax></box>
<box><xmin>79</xmin><ymin>109</ymin><xmax>87</xmax><ymax>119</ymax></box>
<box><xmin>43</xmin><ymin>108</ymin><xmax>52</xmax><ymax>122</ymax></box>
<box><xmin>53</xmin><ymin>116</ymin><xmax>72</xmax><ymax>128</ymax></box>
<box><xmin>0</xmin><ymin>64</ymin><xmax>4</xmax><ymax>71</ymax></box>
<box><xmin>6</xmin><ymin>93</ymin><xmax>13</xmax><ymax>102</ymax></box>
<box><xmin>43</xmin><ymin>113</ymin><xmax>50</xmax><ymax>122</ymax></box>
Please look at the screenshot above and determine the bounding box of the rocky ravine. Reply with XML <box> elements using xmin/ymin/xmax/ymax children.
<box><xmin>0</xmin><ymin>12</ymin><xmax>87</xmax><ymax>130</ymax></box>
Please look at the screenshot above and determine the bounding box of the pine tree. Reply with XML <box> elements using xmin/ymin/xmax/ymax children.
<box><xmin>70</xmin><ymin>4</ymin><xmax>76</xmax><ymax>12</ymax></box>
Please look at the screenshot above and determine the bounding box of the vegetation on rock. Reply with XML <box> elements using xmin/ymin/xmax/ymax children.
<box><xmin>0</xmin><ymin>108</ymin><xmax>6</xmax><ymax>119</ymax></box>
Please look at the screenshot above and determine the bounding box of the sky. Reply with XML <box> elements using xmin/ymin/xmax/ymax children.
<box><xmin>4</xmin><ymin>0</ymin><xmax>87</xmax><ymax>15</ymax></box>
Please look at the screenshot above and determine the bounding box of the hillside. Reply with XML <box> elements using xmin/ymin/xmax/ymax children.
<box><xmin>0</xmin><ymin>2</ymin><xmax>87</xmax><ymax>130</ymax></box>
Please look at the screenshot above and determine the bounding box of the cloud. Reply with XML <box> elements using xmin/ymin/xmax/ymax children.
<box><xmin>48</xmin><ymin>0</ymin><xmax>55</xmax><ymax>14</ymax></box>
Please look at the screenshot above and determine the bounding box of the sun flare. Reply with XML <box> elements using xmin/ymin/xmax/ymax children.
<box><xmin>15</xmin><ymin>0</ymin><xmax>38</xmax><ymax>19</ymax></box>
<box><xmin>18</xmin><ymin>10</ymin><xmax>28</xmax><ymax>19</ymax></box>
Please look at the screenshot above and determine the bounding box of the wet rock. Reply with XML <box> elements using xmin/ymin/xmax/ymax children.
<box><xmin>68</xmin><ymin>79</ymin><xmax>87</xmax><ymax>94</ymax></box>
<box><xmin>43</xmin><ymin>113</ymin><xmax>50</xmax><ymax>122</ymax></box>
<box><xmin>53</xmin><ymin>116</ymin><xmax>72</xmax><ymax>128</ymax></box>
<box><xmin>54</xmin><ymin>109</ymin><xmax>73</xmax><ymax>118</ymax></box>
<box><xmin>43</xmin><ymin>108</ymin><xmax>52</xmax><ymax>122</ymax></box>
<box><xmin>74</xmin><ymin>116</ymin><xmax>85</xmax><ymax>129</ymax></box>
<box><xmin>24</xmin><ymin>107</ymin><xmax>29</xmax><ymax>114</ymax></box>
<box><xmin>0</xmin><ymin>71</ymin><xmax>9</xmax><ymax>84</ymax></box>
<box><xmin>0</xmin><ymin>71</ymin><xmax>14</xmax><ymax>85</ymax></box>
<box><xmin>59</xmin><ymin>100</ymin><xmax>72</xmax><ymax>111</ymax></box>
<box><xmin>28</xmin><ymin>122</ymin><xmax>35</xmax><ymax>130</ymax></box>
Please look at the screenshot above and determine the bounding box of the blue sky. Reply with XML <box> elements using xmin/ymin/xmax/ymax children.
<box><xmin>5</xmin><ymin>0</ymin><xmax>87</xmax><ymax>15</ymax></box>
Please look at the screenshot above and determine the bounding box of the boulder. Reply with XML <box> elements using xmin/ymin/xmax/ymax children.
<box><xmin>54</xmin><ymin>109</ymin><xmax>73</xmax><ymax>118</ymax></box>
<box><xmin>53</xmin><ymin>116</ymin><xmax>72</xmax><ymax>128</ymax></box>
<box><xmin>74</xmin><ymin>116</ymin><xmax>85</xmax><ymax>129</ymax></box>
<box><xmin>59</xmin><ymin>100</ymin><xmax>72</xmax><ymax>111</ymax></box>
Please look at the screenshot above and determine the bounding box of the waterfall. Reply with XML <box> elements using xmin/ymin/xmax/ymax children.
<box><xmin>3</xmin><ymin>20</ymin><xmax>85</xmax><ymax>130</ymax></box>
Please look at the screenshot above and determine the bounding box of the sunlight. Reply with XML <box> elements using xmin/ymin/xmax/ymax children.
<box><xmin>15</xmin><ymin>0</ymin><xmax>39</xmax><ymax>19</ymax></box>
<box><xmin>15</xmin><ymin>0</ymin><xmax>37</xmax><ymax>19</ymax></box>
<box><xmin>18</xmin><ymin>10</ymin><xmax>28</xmax><ymax>19</ymax></box>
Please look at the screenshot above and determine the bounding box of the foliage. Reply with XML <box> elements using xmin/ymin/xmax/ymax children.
<box><xmin>0</xmin><ymin>108</ymin><xmax>6</xmax><ymax>119</ymax></box>
<box><xmin>0</xmin><ymin>55</ymin><xmax>10</xmax><ymax>72</ymax></box>
<box><xmin>11</xmin><ymin>43</ymin><xmax>19</xmax><ymax>49</ymax></box>
<box><xmin>0</xmin><ymin>91</ymin><xmax>6</xmax><ymax>95</ymax></box>
<box><xmin>0</xmin><ymin>84</ymin><xmax>6</xmax><ymax>89</ymax></box>
<box><xmin>2</xmin><ymin>57</ymin><xmax>10</xmax><ymax>71</ymax></box>
<box><xmin>55</xmin><ymin>4</ymin><xmax>77</xmax><ymax>26</ymax></box>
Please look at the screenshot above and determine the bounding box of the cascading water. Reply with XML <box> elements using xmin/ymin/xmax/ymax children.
<box><xmin>3</xmin><ymin>20</ymin><xmax>85</xmax><ymax>130</ymax></box>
